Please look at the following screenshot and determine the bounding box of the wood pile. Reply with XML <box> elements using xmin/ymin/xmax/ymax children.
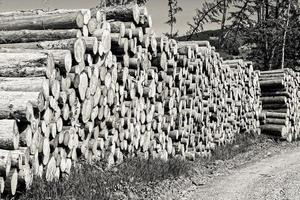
<box><xmin>259</xmin><ymin>68</ymin><xmax>300</xmax><ymax>142</ymax></box>
<box><xmin>0</xmin><ymin>4</ymin><xmax>261</xmax><ymax>195</ymax></box>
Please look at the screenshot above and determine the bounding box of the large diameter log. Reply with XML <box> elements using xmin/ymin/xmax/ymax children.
<box><xmin>265</xmin><ymin>118</ymin><xmax>289</xmax><ymax>126</ymax></box>
<box><xmin>260</xmin><ymin>96</ymin><xmax>287</xmax><ymax>104</ymax></box>
<box><xmin>0</xmin><ymin>91</ymin><xmax>44</xmax><ymax>120</ymax></box>
<box><xmin>0</xmin><ymin>11</ymin><xmax>86</xmax><ymax>30</ymax></box>
<box><xmin>0</xmin><ymin>48</ymin><xmax>72</xmax><ymax>74</ymax></box>
<box><xmin>263</xmin><ymin>111</ymin><xmax>287</xmax><ymax>119</ymax></box>
<box><xmin>0</xmin><ymin>120</ymin><xmax>19</xmax><ymax>150</ymax></box>
<box><xmin>261</xmin><ymin>124</ymin><xmax>288</xmax><ymax>138</ymax></box>
<box><xmin>0</xmin><ymin>29</ymin><xmax>81</xmax><ymax>44</ymax></box>
<box><xmin>0</xmin><ymin>38</ymin><xmax>86</xmax><ymax>63</ymax></box>
<box><xmin>0</xmin><ymin>52</ymin><xmax>54</xmax><ymax>78</ymax></box>
<box><xmin>259</xmin><ymin>79</ymin><xmax>285</xmax><ymax>89</ymax></box>
<box><xmin>101</xmin><ymin>4</ymin><xmax>140</xmax><ymax>24</ymax></box>
<box><xmin>261</xmin><ymin>91</ymin><xmax>290</xmax><ymax>98</ymax></box>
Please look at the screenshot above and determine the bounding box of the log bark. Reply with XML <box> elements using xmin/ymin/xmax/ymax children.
<box><xmin>101</xmin><ymin>4</ymin><xmax>140</xmax><ymax>24</ymax></box>
<box><xmin>0</xmin><ymin>77</ymin><xmax>48</xmax><ymax>94</ymax></box>
<box><xmin>0</xmin><ymin>10</ymin><xmax>87</xmax><ymax>30</ymax></box>
<box><xmin>0</xmin><ymin>29</ymin><xmax>81</xmax><ymax>44</ymax></box>
<box><xmin>0</xmin><ymin>48</ymin><xmax>73</xmax><ymax>74</ymax></box>
<box><xmin>261</xmin><ymin>124</ymin><xmax>288</xmax><ymax>137</ymax></box>
<box><xmin>0</xmin><ymin>38</ymin><xmax>86</xmax><ymax>63</ymax></box>
<box><xmin>0</xmin><ymin>52</ymin><xmax>54</xmax><ymax>78</ymax></box>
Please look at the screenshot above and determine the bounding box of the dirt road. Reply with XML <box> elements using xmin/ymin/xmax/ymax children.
<box><xmin>181</xmin><ymin>147</ymin><xmax>300</xmax><ymax>200</ymax></box>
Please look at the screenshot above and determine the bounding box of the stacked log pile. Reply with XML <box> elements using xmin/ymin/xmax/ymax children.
<box><xmin>259</xmin><ymin>68</ymin><xmax>300</xmax><ymax>142</ymax></box>
<box><xmin>0</xmin><ymin>4</ymin><xmax>261</xmax><ymax>195</ymax></box>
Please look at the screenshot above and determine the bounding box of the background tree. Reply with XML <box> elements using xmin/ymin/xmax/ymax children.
<box><xmin>188</xmin><ymin>0</ymin><xmax>300</xmax><ymax>70</ymax></box>
<box><xmin>102</xmin><ymin>0</ymin><xmax>148</xmax><ymax>6</ymax></box>
<box><xmin>165</xmin><ymin>0</ymin><xmax>182</xmax><ymax>38</ymax></box>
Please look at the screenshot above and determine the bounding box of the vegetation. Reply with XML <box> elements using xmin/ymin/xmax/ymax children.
<box><xmin>98</xmin><ymin>0</ymin><xmax>148</xmax><ymax>7</ymax></box>
<box><xmin>187</xmin><ymin>0</ymin><xmax>300</xmax><ymax>70</ymax></box>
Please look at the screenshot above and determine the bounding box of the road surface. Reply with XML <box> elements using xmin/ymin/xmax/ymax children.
<box><xmin>182</xmin><ymin>147</ymin><xmax>300</xmax><ymax>200</ymax></box>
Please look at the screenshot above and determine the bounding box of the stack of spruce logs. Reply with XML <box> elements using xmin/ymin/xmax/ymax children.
<box><xmin>0</xmin><ymin>3</ymin><xmax>261</xmax><ymax>195</ymax></box>
<box><xmin>259</xmin><ymin>68</ymin><xmax>300</xmax><ymax>142</ymax></box>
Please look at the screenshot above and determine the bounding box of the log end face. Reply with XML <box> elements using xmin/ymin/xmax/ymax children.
<box><xmin>132</xmin><ymin>4</ymin><xmax>140</xmax><ymax>24</ymax></box>
<box><xmin>74</xmin><ymin>38</ymin><xmax>85</xmax><ymax>63</ymax></box>
<box><xmin>46</xmin><ymin>54</ymin><xmax>55</xmax><ymax>79</ymax></box>
<box><xmin>64</xmin><ymin>51</ymin><xmax>72</xmax><ymax>74</ymax></box>
<box><xmin>13</xmin><ymin>121</ymin><xmax>19</xmax><ymax>150</ymax></box>
<box><xmin>102</xmin><ymin>30</ymin><xmax>111</xmax><ymax>54</ymax></box>
<box><xmin>76</xmin><ymin>13</ymin><xmax>85</xmax><ymax>28</ymax></box>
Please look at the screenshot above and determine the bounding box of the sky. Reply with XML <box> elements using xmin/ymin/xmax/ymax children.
<box><xmin>0</xmin><ymin>0</ymin><xmax>219</xmax><ymax>36</ymax></box>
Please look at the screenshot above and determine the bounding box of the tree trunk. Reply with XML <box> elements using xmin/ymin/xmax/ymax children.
<box><xmin>281</xmin><ymin>0</ymin><xmax>291</xmax><ymax>69</ymax></box>
<box><xmin>221</xmin><ymin>0</ymin><xmax>227</xmax><ymax>30</ymax></box>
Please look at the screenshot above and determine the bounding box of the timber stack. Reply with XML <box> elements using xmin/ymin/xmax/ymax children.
<box><xmin>0</xmin><ymin>3</ymin><xmax>261</xmax><ymax>195</ymax></box>
<box><xmin>259</xmin><ymin>68</ymin><xmax>300</xmax><ymax>142</ymax></box>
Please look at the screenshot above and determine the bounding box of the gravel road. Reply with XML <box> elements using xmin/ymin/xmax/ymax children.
<box><xmin>182</xmin><ymin>146</ymin><xmax>300</xmax><ymax>200</ymax></box>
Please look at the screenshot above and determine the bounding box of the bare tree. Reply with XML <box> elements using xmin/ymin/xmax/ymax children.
<box><xmin>165</xmin><ymin>0</ymin><xmax>182</xmax><ymax>38</ymax></box>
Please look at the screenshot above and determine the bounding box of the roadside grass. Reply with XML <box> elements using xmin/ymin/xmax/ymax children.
<box><xmin>16</xmin><ymin>157</ymin><xmax>191</xmax><ymax>200</ymax></box>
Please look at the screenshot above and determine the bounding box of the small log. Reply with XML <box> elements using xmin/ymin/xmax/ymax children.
<box><xmin>4</xmin><ymin>168</ymin><xmax>18</xmax><ymax>195</ymax></box>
